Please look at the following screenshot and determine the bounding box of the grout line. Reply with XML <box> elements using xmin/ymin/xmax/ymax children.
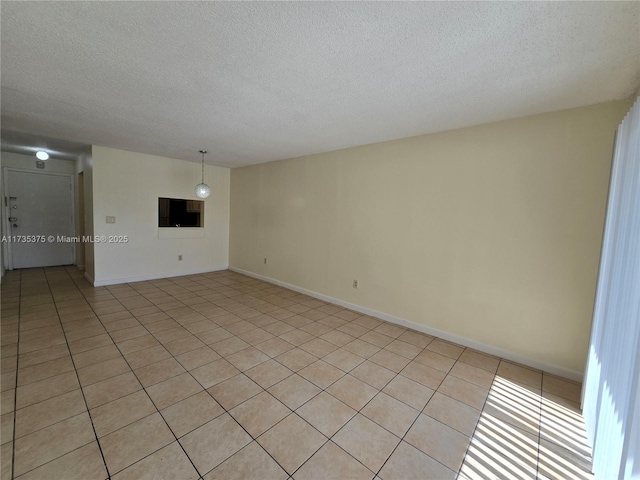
<box><xmin>440</xmin><ymin>371</ymin><xmax>493</xmax><ymax>478</ymax></box>
<box><xmin>9</xmin><ymin>269</ymin><xmax>23</xmax><ymax>480</ymax></box>
<box><xmin>12</xmin><ymin>266</ymin><xmax>404</xmax><ymax>476</ymax></box>
<box><xmin>78</xmin><ymin>270</ymin><xmax>310</xmax><ymax>478</ymax></box>
<box><xmin>115</xmin><ymin>272</ymin><xmax>356</xmax><ymax>477</ymax></box>
<box><xmin>136</xmin><ymin>315</ymin><xmax>293</xmax><ymax>476</ymax></box>
<box><xmin>42</xmin><ymin>268</ymin><xmax>112</xmax><ymax>480</ymax></box>
<box><xmin>371</xmin><ymin>354</ymin><xmax>459</xmax><ymax>478</ymax></box>
<box><xmin>535</xmin><ymin>369</ymin><xmax>543</xmax><ymax>479</ymax></box>
<box><xmin>22</xmin><ymin>268</ymin><xmax>405</xmax><ymax>478</ymax></box>
<box><xmin>6</xmin><ymin>266</ymin><xmax>584</xmax><ymax>480</ymax></box>
<box><xmin>260</xmin><ymin>338</ymin><xmax>439</xmax><ymax>476</ymax></box>
<box><xmin>72</xmin><ymin>276</ymin><xmax>201</xmax><ymax>478</ymax></box>
<box><xmin>143</xmin><ymin>282</ymin><xmax>323</xmax><ymax>477</ymax></box>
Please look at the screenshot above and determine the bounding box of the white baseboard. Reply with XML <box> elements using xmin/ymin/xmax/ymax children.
<box><xmin>91</xmin><ymin>265</ymin><xmax>229</xmax><ymax>287</ymax></box>
<box><xmin>230</xmin><ymin>266</ymin><xmax>584</xmax><ymax>382</ymax></box>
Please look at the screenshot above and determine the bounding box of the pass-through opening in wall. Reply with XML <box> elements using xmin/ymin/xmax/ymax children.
<box><xmin>158</xmin><ymin>198</ymin><xmax>204</xmax><ymax>227</ymax></box>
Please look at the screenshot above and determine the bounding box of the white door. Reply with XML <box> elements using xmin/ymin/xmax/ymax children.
<box><xmin>6</xmin><ymin>170</ymin><xmax>74</xmax><ymax>268</ymax></box>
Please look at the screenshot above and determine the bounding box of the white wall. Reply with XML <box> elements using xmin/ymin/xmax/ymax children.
<box><xmin>91</xmin><ymin>146</ymin><xmax>229</xmax><ymax>285</ymax></box>
<box><xmin>230</xmin><ymin>99</ymin><xmax>632</xmax><ymax>379</ymax></box>
<box><xmin>76</xmin><ymin>148</ymin><xmax>94</xmax><ymax>280</ymax></box>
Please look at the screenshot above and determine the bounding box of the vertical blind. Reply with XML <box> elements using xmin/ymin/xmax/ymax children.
<box><xmin>583</xmin><ymin>96</ymin><xmax>640</xmax><ymax>480</ymax></box>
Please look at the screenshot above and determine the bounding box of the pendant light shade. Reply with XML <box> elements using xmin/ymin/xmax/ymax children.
<box><xmin>195</xmin><ymin>183</ymin><xmax>210</xmax><ymax>199</ymax></box>
<box><xmin>195</xmin><ymin>149</ymin><xmax>211</xmax><ymax>199</ymax></box>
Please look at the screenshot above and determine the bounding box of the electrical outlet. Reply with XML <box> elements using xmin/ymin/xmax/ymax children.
<box><xmin>353</xmin><ymin>279</ymin><xmax>358</xmax><ymax>289</ymax></box>
<box><xmin>178</xmin><ymin>255</ymin><xmax>183</xmax><ymax>261</ymax></box>
<box><xmin>264</xmin><ymin>258</ymin><xmax>267</xmax><ymax>265</ymax></box>
<box><xmin>106</xmin><ymin>216</ymin><xmax>116</xmax><ymax>224</ymax></box>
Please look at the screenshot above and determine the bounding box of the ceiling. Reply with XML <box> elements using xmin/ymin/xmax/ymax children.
<box><xmin>1</xmin><ymin>2</ymin><xmax>639</xmax><ymax>168</ymax></box>
<box><xmin>0</xmin><ymin>130</ymin><xmax>88</xmax><ymax>161</ymax></box>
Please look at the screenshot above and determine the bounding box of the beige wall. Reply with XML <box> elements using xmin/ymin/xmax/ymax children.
<box><xmin>230</xmin><ymin>100</ymin><xmax>632</xmax><ymax>378</ymax></box>
<box><xmin>92</xmin><ymin>146</ymin><xmax>230</xmax><ymax>285</ymax></box>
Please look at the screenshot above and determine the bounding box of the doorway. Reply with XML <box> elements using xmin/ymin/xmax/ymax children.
<box><xmin>77</xmin><ymin>171</ymin><xmax>85</xmax><ymax>268</ymax></box>
<box><xmin>4</xmin><ymin>168</ymin><xmax>75</xmax><ymax>269</ymax></box>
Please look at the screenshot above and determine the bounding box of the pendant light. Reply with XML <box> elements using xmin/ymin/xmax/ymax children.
<box><xmin>195</xmin><ymin>149</ymin><xmax>211</xmax><ymax>199</ymax></box>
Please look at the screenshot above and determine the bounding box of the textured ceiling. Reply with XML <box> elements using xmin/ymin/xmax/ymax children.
<box><xmin>1</xmin><ymin>2</ymin><xmax>639</xmax><ymax>167</ymax></box>
<box><xmin>0</xmin><ymin>130</ymin><xmax>88</xmax><ymax>161</ymax></box>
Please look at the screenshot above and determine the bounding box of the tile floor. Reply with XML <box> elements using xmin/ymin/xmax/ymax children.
<box><xmin>0</xmin><ymin>267</ymin><xmax>594</xmax><ymax>479</ymax></box>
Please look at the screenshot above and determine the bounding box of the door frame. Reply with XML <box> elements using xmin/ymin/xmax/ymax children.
<box><xmin>2</xmin><ymin>167</ymin><xmax>76</xmax><ymax>271</ymax></box>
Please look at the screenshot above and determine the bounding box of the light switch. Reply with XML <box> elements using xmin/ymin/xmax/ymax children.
<box><xmin>106</xmin><ymin>216</ymin><xmax>116</xmax><ymax>224</ymax></box>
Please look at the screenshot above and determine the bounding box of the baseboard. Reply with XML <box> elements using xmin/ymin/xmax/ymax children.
<box><xmin>83</xmin><ymin>271</ymin><xmax>95</xmax><ymax>285</ymax></box>
<box><xmin>229</xmin><ymin>266</ymin><xmax>584</xmax><ymax>382</ymax></box>
<box><xmin>92</xmin><ymin>265</ymin><xmax>229</xmax><ymax>287</ymax></box>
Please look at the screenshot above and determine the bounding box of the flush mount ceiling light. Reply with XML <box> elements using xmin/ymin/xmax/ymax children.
<box><xmin>195</xmin><ymin>149</ymin><xmax>211</xmax><ymax>199</ymax></box>
<box><xmin>35</xmin><ymin>151</ymin><xmax>49</xmax><ymax>160</ymax></box>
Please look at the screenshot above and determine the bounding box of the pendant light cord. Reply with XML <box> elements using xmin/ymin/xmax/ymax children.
<box><xmin>195</xmin><ymin>149</ymin><xmax>211</xmax><ymax>199</ymax></box>
<box><xmin>200</xmin><ymin>150</ymin><xmax>207</xmax><ymax>183</ymax></box>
